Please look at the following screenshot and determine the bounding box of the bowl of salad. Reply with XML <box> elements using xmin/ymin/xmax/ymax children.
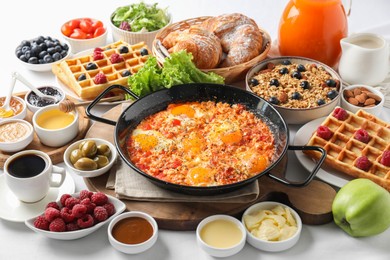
<box><xmin>110</xmin><ymin>2</ymin><xmax>171</xmax><ymax>50</ymax></box>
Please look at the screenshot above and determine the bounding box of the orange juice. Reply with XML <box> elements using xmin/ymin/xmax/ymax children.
<box><xmin>278</xmin><ymin>0</ymin><xmax>348</xmax><ymax>68</ymax></box>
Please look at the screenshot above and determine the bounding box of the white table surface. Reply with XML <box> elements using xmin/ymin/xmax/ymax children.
<box><xmin>0</xmin><ymin>0</ymin><xmax>389</xmax><ymax>259</ymax></box>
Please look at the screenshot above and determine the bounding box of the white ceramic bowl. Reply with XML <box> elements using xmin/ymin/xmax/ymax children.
<box><xmin>0</xmin><ymin>96</ymin><xmax>27</xmax><ymax>121</ymax></box>
<box><xmin>246</xmin><ymin>56</ymin><xmax>342</xmax><ymax>125</ymax></box>
<box><xmin>62</xmin><ymin>19</ymin><xmax>108</xmax><ymax>54</ymax></box>
<box><xmin>241</xmin><ymin>201</ymin><xmax>302</xmax><ymax>252</ymax></box>
<box><xmin>0</xmin><ymin>119</ymin><xmax>33</xmax><ymax>152</ymax></box>
<box><xmin>63</xmin><ymin>138</ymin><xmax>117</xmax><ymax>178</ymax></box>
<box><xmin>341</xmin><ymin>84</ymin><xmax>385</xmax><ymax>116</ymax></box>
<box><xmin>108</xmin><ymin>211</ymin><xmax>158</xmax><ymax>254</ymax></box>
<box><xmin>24</xmin><ymin>192</ymin><xmax>126</xmax><ymax>240</ymax></box>
<box><xmin>32</xmin><ymin>104</ymin><xmax>79</xmax><ymax>147</ymax></box>
<box><xmin>24</xmin><ymin>86</ymin><xmax>66</xmax><ymax>113</ymax></box>
<box><xmin>109</xmin><ymin>8</ymin><xmax>172</xmax><ymax>49</ymax></box>
<box><xmin>196</xmin><ymin>215</ymin><xmax>246</xmax><ymax>258</ymax></box>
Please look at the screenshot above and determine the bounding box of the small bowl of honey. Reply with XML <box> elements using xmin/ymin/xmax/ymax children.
<box><xmin>0</xmin><ymin>96</ymin><xmax>27</xmax><ymax>121</ymax></box>
<box><xmin>196</xmin><ymin>214</ymin><xmax>246</xmax><ymax>258</ymax></box>
<box><xmin>32</xmin><ymin>104</ymin><xmax>79</xmax><ymax>147</ymax></box>
<box><xmin>108</xmin><ymin>211</ymin><xmax>158</xmax><ymax>254</ymax></box>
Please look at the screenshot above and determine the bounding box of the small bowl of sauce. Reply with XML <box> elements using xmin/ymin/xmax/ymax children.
<box><xmin>32</xmin><ymin>104</ymin><xmax>79</xmax><ymax>147</ymax></box>
<box><xmin>196</xmin><ymin>215</ymin><xmax>246</xmax><ymax>258</ymax></box>
<box><xmin>0</xmin><ymin>119</ymin><xmax>33</xmax><ymax>152</ymax></box>
<box><xmin>108</xmin><ymin>211</ymin><xmax>158</xmax><ymax>254</ymax></box>
<box><xmin>0</xmin><ymin>96</ymin><xmax>27</xmax><ymax>121</ymax></box>
<box><xmin>25</xmin><ymin>86</ymin><xmax>65</xmax><ymax>113</ymax></box>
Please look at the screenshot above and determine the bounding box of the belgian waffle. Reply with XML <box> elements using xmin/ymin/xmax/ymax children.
<box><xmin>304</xmin><ymin>107</ymin><xmax>390</xmax><ymax>191</ymax></box>
<box><xmin>52</xmin><ymin>41</ymin><xmax>149</xmax><ymax>100</ymax></box>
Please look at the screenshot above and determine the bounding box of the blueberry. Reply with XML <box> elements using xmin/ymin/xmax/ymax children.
<box><xmin>28</xmin><ymin>57</ymin><xmax>39</xmax><ymax>64</ymax></box>
<box><xmin>21</xmin><ymin>40</ymin><xmax>31</xmax><ymax>47</ymax></box>
<box><xmin>39</xmin><ymin>50</ymin><xmax>48</xmax><ymax>59</ymax></box>
<box><xmin>78</xmin><ymin>74</ymin><xmax>87</xmax><ymax>81</ymax></box>
<box><xmin>47</xmin><ymin>47</ymin><xmax>56</xmax><ymax>55</ymax></box>
<box><xmin>60</xmin><ymin>50</ymin><xmax>68</xmax><ymax>57</ymax></box>
<box><xmin>36</xmin><ymin>36</ymin><xmax>45</xmax><ymax>44</ymax></box>
<box><xmin>39</xmin><ymin>42</ymin><xmax>47</xmax><ymax>50</ymax></box>
<box><xmin>291</xmin><ymin>92</ymin><xmax>301</xmax><ymax>100</ymax></box>
<box><xmin>317</xmin><ymin>99</ymin><xmax>326</xmax><ymax>106</ymax></box>
<box><xmin>327</xmin><ymin>90</ymin><xmax>338</xmax><ymax>99</ymax></box>
<box><xmin>282</xmin><ymin>60</ymin><xmax>291</xmax><ymax>65</ymax></box>
<box><xmin>15</xmin><ymin>49</ymin><xmax>23</xmax><ymax>58</ymax></box>
<box><xmin>291</xmin><ymin>71</ymin><xmax>302</xmax><ymax>79</ymax></box>
<box><xmin>52</xmin><ymin>52</ymin><xmax>62</xmax><ymax>61</ymax></box>
<box><xmin>86</xmin><ymin>62</ymin><xmax>98</xmax><ymax>70</ymax></box>
<box><xmin>119</xmin><ymin>46</ymin><xmax>129</xmax><ymax>54</ymax></box>
<box><xmin>39</xmin><ymin>59</ymin><xmax>44</xmax><ymax>64</ymax></box>
<box><xmin>250</xmin><ymin>78</ymin><xmax>259</xmax><ymax>85</ymax></box>
<box><xmin>269</xmin><ymin>96</ymin><xmax>280</xmax><ymax>105</ymax></box>
<box><xmin>19</xmin><ymin>55</ymin><xmax>28</xmax><ymax>62</ymax></box>
<box><xmin>54</xmin><ymin>45</ymin><xmax>62</xmax><ymax>53</ymax></box>
<box><xmin>43</xmin><ymin>54</ymin><xmax>53</xmax><ymax>63</ymax></box>
<box><xmin>45</xmin><ymin>40</ymin><xmax>54</xmax><ymax>48</ymax></box>
<box><xmin>297</xmin><ymin>64</ymin><xmax>306</xmax><ymax>72</ymax></box>
<box><xmin>279</xmin><ymin>67</ymin><xmax>289</xmax><ymax>75</ymax></box>
<box><xmin>300</xmin><ymin>80</ymin><xmax>310</xmax><ymax>89</ymax></box>
<box><xmin>140</xmin><ymin>48</ymin><xmax>148</xmax><ymax>56</ymax></box>
<box><xmin>24</xmin><ymin>50</ymin><xmax>31</xmax><ymax>60</ymax></box>
<box><xmin>21</xmin><ymin>45</ymin><xmax>30</xmax><ymax>53</ymax></box>
<box><xmin>270</xmin><ymin>78</ymin><xmax>280</xmax><ymax>87</ymax></box>
<box><xmin>326</xmin><ymin>79</ymin><xmax>337</xmax><ymax>87</ymax></box>
<box><xmin>30</xmin><ymin>45</ymin><xmax>41</xmax><ymax>57</ymax></box>
<box><xmin>61</xmin><ymin>43</ymin><xmax>69</xmax><ymax>51</ymax></box>
<box><xmin>121</xmin><ymin>70</ymin><xmax>132</xmax><ymax>77</ymax></box>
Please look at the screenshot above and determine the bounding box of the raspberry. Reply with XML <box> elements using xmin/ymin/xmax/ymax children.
<box><xmin>354</xmin><ymin>129</ymin><xmax>370</xmax><ymax>143</ymax></box>
<box><xmin>34</xmin><ymin>215</ymin><xmax>50</xmax><ymax>230</ymax></box>
<box><xmin>380</xmin><ymin>150</ymin><xmax>390</xmax><ymax>167</ymax></box>
<box><xmin>66</xmin><ymin>222</ymin><xmax>80</xmax><ymax>232</ymax></box>
<box><xmin>60</xmin><ymin>194</ymin><xmax>71</xmax><ymax>207</ymax></box>
<box><xmin>110</xmin><ymin>53</ymin><xmax>124</xmax><ymax>64</ymax></box>
<box><xmin>44</xmin><ymin>207</ymin><xmax>61</xmax><ymax>222</ymax></box>
<box><xmin>65</xmin><ymin>197</ymin><xmax>80</xmax><ymax>209</ymax></box>
<box><xmin>94</xmin><ymin>47</ymin><xmax>104</xmax><ymax>53</ymax></box>
<box><xmin>60</xmin><ymin>207</ymin><xmax>75</xmax><ymax>223</ymax></box>
<box><xmin>79</xmin><ymin>190</ymin><xmax>93</xmax><ymax>200</ymax></box>
<box><xmin>94</xmin><ymin>206</ymin><xmax>108</xmax><ymax>222</ymax></box>
<box><xmin>93</xmin><ymin>51</ymin><xmax>104</xmax><ymax>61</ymax></box>
<box><xmin>355</xmin><ymin>156</ymin><xmax>372</xmax><ymax>171</ymax></box>
<box><xmin>81</xmin><ymin>198</ymin><xmax>96</xmax><ymax>214</ymax></box>
<box><xmin>103</xmin><ymin>203</ymin><xmax>115</xmax><ymax>216</ymax></box>
<box><xmin>316</xmin><ymin>125</ymin><xmax>333</xmax><ymax>140</ymax></box>
<box><xmin>46</xmin><ymin>201</ymin><xmax>60</xmax><ymax>210</ymax></box>
<box><xmin>332</xmin><ymin>107</ymin><xmax>348</xmax><ymax>121</ymax></box>
<box><xmin>77</xmin><ymin>214</ymin><xmax>94</xmax><ymax>229</ymax></box>
<box><xmin>49</xmin><ymin>218</ymin><xmax>66</xmax><ymax>232</ymax></box>
<box><xmin>93</xmin><ymin>72</ymin><xmax>107</xmax><ymax>84</ymax></box>
<box><xmin>72</xmin><ymin>204</ymin><xmax>88</xmax><ymax>218</ymax></box>
<box><xmin>91</xmin><ymin>192</ymin><xmax>108</xmax><ymax>206</ymax></box>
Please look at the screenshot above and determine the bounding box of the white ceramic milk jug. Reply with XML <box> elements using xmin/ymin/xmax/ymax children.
<box><xmin>338</xmin><ymin>33</ymin><xmax>389</xmax><ymax>85</ymax></box>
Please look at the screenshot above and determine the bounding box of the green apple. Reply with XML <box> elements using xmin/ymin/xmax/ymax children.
<box><xmin>332</xmin><ymin>178</ymin><xmax>390</xmax><ymax>237</ymax></box>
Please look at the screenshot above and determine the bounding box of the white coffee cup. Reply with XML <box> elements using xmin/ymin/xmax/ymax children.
<box><xmin>4</xmin><ymin>150</ymin><xmax>66</xmax><ymax>203</ymax></box>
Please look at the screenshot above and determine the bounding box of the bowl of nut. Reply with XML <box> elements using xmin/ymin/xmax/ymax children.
<box><xmin>246</xmin><ymin>56</ymin><xmax>342</xmax><ymax>124</ymax></box>
<box><xmin>341</xmin><ymin>84</ymin><xmax>384</xmax><ymax>116</ymax></box>
<box><xmin>63</xmin><ymin>138</ymin><xmax>117</xmax><ymax>178</ymax></box>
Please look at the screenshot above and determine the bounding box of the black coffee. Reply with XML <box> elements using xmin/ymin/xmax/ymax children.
<box><xmin>7</xmin><ymin>154</ymin><xmax>46</xmax><ymax>178</ymax></box>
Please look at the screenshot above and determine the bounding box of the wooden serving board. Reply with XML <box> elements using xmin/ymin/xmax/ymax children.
<box><xmin>84</xmin><ymin>105</ymin><xmax>337</xmax><ymax>230</ymax></box>
<box><xmin>0</xmin><ymin>92</ymin><xmax>90</xmax><ymax>169</ymax></box>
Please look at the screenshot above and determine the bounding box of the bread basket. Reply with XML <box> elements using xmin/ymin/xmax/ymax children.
<box><xmin>152</xmin><ymin>16</ymin><xmax>272</xmax><ymax>84</ymax></box>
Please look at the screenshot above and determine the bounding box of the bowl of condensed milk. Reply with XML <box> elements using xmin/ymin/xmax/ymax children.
<box><xmin>0</xmin><ymin>119</ymin><xmax>33</xmax><ymax>152</ymax></box>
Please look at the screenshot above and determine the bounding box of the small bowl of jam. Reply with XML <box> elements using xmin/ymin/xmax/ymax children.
<box><xmin>0</xmin><ymin>96</ymin><xmax>27</xmax><ymax>121</ymax></box>
<box><xmin>108</xmin><ymin>211</ymin><xmax>158</xmax><ymax>254</ymax></box>
<box><xmin>25</xmin><ymin>86</ymin><xmax>65</xmax><ymax>113</ymax></box>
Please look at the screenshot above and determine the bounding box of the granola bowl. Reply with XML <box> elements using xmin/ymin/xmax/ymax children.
<box><xmin>246</xmin><ymin>57</ymin><xmax>342</xmax><ymax>125</ymax></box>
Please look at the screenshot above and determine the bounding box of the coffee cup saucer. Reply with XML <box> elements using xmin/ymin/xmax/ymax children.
<box><xmin>0</xmin><ymin>171</ymin><xmax>75</xmax><ymax>222</ymax></box>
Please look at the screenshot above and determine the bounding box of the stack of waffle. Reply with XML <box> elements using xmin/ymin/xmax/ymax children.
<box><xmin>52</xmin><ymin>41</ymin><xmax>149</xmax><ymax>100</ymax></box>
<box><xmin>304</xmin><ymin>107</ymin><xmax>390</xmax><ymax>191</ymax></box>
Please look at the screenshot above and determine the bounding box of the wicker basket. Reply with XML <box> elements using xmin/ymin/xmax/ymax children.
<box><xmin>152</xmin><ymin>16</ymin><xmax>272</xmax><ymax>84</ymax></box>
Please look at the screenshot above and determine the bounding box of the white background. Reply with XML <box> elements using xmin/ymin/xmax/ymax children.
<box><xmin>0</xmin><ymin>0</ymin><xmax>390</xmax><ymax>259</ymax></box>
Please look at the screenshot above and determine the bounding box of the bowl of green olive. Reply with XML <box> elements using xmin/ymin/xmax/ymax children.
<box><xmin>63</xmin><ymin>138</ymin><xmax>117</xmax><ymax>178</ymax></box>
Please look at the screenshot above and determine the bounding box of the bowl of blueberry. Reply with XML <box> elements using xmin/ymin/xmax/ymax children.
<box><xmin>15</xmin><ymin>36</ymin><xmax>71</xmax><ymax>72</ymax></box>
<box><xmin>246</xmin><ymin>56</ymin><xmax>342</xmax><ymax>125</ymax></box>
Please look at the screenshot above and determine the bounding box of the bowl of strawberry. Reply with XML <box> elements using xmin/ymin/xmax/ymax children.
<box><xmin>24</xmin><ymin>190</ymin><xmax>125</xmax><ymax>240</ymax></box>
<box><xmin>61</xmin><ymin>18</ymin><xmax>107</xmax><ymax>53</ymax></box>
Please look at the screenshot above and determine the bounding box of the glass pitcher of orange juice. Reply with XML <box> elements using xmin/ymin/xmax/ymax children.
<box><xmin>278</xmin><ymin>0</ymin><xmax>351</xmax><ymax>68</ymax></box>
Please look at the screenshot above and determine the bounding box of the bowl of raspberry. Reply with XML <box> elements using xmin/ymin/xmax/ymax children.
<box><xmin>24</xmin><ymin>191</ymin><xmax>125</xmax><ymax>240</ymax></box>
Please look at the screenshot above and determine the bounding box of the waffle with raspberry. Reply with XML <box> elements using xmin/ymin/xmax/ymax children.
<box><xmin>52</xmin><ymin>41</ymin><xmax>149</xmax><ymax>100</ymax></box>
<box><xmin>304</xmin><ymin>107</ymin><xmax>390</xmax><ymax>191</ymax></box>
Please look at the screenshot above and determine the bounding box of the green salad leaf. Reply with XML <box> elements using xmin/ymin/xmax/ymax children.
<box><xmin>127</xmin><ymin>51</ymin><xmax>225</xmax><ymax>98</ymax></box>
<box><xmin>112</xmin><ymin>2</ymin><xmax>169</xmax><ymax>32</ymax></box>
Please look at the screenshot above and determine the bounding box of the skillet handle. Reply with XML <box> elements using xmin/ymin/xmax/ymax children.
<box><xmin>85</xmin><ymin>84</ymin><xmax>139</xmax><ymax>126</ymax></box>
<box><xmin>267</xmin><ymin>145</ymin><xmax>326</xmax><ymax>187</ymax></box>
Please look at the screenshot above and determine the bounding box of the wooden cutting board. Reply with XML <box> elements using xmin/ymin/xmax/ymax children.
<box><xmin>84</xmin><ymin>105</ymin><xmax>337</xmax><ymax>230</ymax></box>
<box><xmin>0</xmin><ymin>92</ymin><xmax>90</xmax><ymax>169</ymax></box>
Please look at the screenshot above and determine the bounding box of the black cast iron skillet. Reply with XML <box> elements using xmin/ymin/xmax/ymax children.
<box><xmin>86</xmin><ymin>83</ymin><xmax>326</xmax><ymax>195</ymax></box>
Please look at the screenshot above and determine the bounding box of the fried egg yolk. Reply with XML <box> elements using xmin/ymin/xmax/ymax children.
<box><xmin>186</xmin><ymin>167</ymin><xmax>214</xmax><ymax>186</ymax></box>
<box><xmin>240</xmin><ymin>152</ymin><xmax>268</xmax><ymax>174</ymax></box>
<box><xmin>210</xmin><ymin>122</ymin><xmax>243</xmax><ymax>145</ymax></box>
<box><xmin>132</xmin><ymin>130</ymin><xmax>172</xmax><ymax>152</ymax></box>
<box><xmin>183</xmin><ymin>135</ymin><xmax>204</xmax><ymax>154</ymax></box>
<box><xmin>170</xmin><ymin>104</ymin><xmax>195</xmax><ymax>118</ymax></box>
